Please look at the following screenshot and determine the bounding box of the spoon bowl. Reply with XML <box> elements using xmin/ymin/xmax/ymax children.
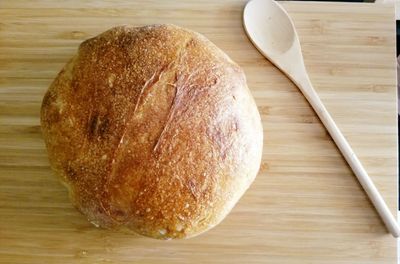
<box><xmin>244</xmin><ymin>0</ymin><xmax>295</xmax><ymax>55</ymax></box>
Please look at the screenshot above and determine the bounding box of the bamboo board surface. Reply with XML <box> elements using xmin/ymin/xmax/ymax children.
<box><xmin>0</xmin><ymin>1</ymin><xmax>397</xmax><ymax>263</ymax></box>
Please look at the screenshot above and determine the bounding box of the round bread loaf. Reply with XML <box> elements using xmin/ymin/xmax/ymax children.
<box><xmin>41</xmin><ymin>24</ymin><xmax>263</xmax><ymax>239</ymax></box>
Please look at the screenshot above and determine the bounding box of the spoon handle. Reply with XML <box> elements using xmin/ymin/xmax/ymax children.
<box><xmin>297</xmin><ymin>74</ymin><xmax>400</xmax><ymax>238</ymax></box>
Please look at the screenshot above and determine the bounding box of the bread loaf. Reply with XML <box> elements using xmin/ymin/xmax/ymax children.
<box><xmin>41</xmin><ymin>24</ymin><xmax>263</xmax><ymax>239</ymax></box>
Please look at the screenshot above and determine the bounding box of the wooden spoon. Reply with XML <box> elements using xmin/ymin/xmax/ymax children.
<box><xmin>243</xmin><ymin>0</ymin><xmax>400</xmax><ymax>238</ymax></box>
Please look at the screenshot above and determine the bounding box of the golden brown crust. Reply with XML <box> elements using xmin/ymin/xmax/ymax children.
<box><xmin>41</xmin><ymin>24</ymin><xmax>263</xmax><ymax>239</ymax></box>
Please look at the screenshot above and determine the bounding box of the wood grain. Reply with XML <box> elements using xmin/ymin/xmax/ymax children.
<box><xmin>0</xmin><ymin>1</ymin><xmax>397</xmax><ymax>263</ymax></box>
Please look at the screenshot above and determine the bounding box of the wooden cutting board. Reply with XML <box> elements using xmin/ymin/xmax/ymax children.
<box><xmin>0</xmin><ymin>1</ymin><xmax>397</xmax><ymax>263</ymax></box>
